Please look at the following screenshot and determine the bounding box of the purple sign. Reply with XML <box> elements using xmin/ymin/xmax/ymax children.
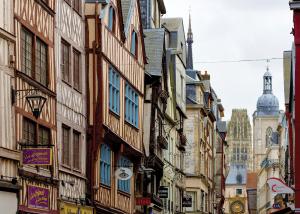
<box><xmin>27</xmin><ymin>185</ymin><xmax>49</xmax><ymax>210</ymax></box>
<box><xmin>22</xmin><ymin>148</ymin><xmax>52</xmax><ymax>165</ymax></box>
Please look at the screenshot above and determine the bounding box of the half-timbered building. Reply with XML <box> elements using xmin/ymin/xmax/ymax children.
<box><xmin>0</xmin><ymin>0</ymin><xmax>19</xmax><ymax>212</ymax></box>
<box><xmin>14</xmin><ymin>0</ymin><xmax>58</xmax><ymax>213</ymax></box>
<box><xmin>85</xmin><ymin>0</ymin><xmax>146</xmax><ymax>213</ymax></box>
<box><xmin>55</xmin><ymin>0</ymin><xmax>93</xmax><ymax>213</ymax></box>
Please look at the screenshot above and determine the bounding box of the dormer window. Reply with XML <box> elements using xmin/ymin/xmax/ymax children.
<box><xmin>130</xmin><ymin>31</ymin><xmax>138</xmax><ymax>57</ymax></box>
<box><xmin>108</xmin><ymin>6</ymin><xmax>115</xmax><ymax>32</ymax></box>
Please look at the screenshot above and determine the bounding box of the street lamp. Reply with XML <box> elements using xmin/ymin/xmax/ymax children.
<box><xmin>12</xmin><ymin>88</ymin><xmax>47</xmax><ymax>119</ymax></box>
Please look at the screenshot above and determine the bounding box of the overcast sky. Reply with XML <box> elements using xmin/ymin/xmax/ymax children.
<box><xmin>163</xmin><ymin>0</ymin><xmax>293</xmax><ymax>121</ymax></box>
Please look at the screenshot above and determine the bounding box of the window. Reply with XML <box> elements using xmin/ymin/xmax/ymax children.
<box><xmin>125</xmin><ymin>83</ymin><xmax>139</xmax><ymax>127</ymax></box>
<box><xmin>236</xmin><ymin>188</ymin><xmax>242</xmax><ymax>195</ymax></box>
<box><xmin>21</xmin><ymin>28</ymin><xmax>33</xmax><ymax>77</ymax></box>
<box><xmin>266</xmin><ymin>127</ymin><xmax>272</xmax><ymax>147</ymax></box>
<box><xmin>61</xmin><ymin>40</ymin><xmax>70</xmax><ymax>83</ymax></box>
<box><xmin>130</xmin><ymin>31</ymin><xmax>138</xmax><ymax>57</ymax></box>
<box><xmin>109</xmin><ymin>67</ymin><xmax>120</xmax><ymax>114</ymax></box>
<box><xmin>72</xmin><ymin>0</ymin><xmax>80</xmax><ymax>13</ymax></box>
<box><xmin>100</xmin><ymin>144</ymin><xmax>111</xmax><ymax>186</ymax></box>
<box><xmin>23</xmin><ymin>118</ymin><xmax>50</xmax><ymax>146</ymax></box>
<box><xmin>73</xmin><ymin>49</ymin><xmax>81</xmax><ymax>91</ymax></box>
<box><xmin>186</xmin><ymin>192</ymin><xmax>196</xmax><ymax>212</ymax></box>
<box><xmin>35</xmin><ymin>38</ymin><xmax>48</xmax><ymax>86</ymax></box>
<box><xmin>39</xmin><ymin>126</ymin><xmax>50</xmax><ymax>145</ymax></box>
<box><xmin>108</xmin><ymin>6</ymin><xmax>115</xmax><ymax>32</ymax></box>
<box><xmin>23</xmin><ymin>118</ymin><xmax>36</xmax><ymax>145</ymax></box>
<box><xmin>118</xmin><ymin>156</ymin><xmax>131</xmax><ymax>193</ymax></box>
<box><xmin>73</xmin><ymin>131</ymin><xmax>80</xmax><ymax>170</ymax></box>
<box><xmin>62</xmin><ymin>126</ymin><xmax>70</xmax><ymax>166</ymax></box>
<box><xmin>21</xmin><ymin>27</ymin><xmax>48</xmax><ymax>86</ymax></box>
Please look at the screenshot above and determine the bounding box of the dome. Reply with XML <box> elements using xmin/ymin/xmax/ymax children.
<box><xmin>256</xmin><ymin>94</ymin><xmax>279</xmax><ymax>115</ymax></box>
<box><xmin>255</xmin><ymin>69</ymin><xmax>280</xmax><ymax>116</ymax></box>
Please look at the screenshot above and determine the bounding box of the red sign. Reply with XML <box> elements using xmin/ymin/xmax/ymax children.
<box><xmin>136</xmin><ymin>197</ymin><xmax>151</xmax><ymax>206</ymax></box>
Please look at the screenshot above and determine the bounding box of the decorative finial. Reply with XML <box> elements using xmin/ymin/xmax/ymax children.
<box><xmin>266</xmin><ymin>59</ymin><xmax>270</xmax><ymax>72</ymax></box>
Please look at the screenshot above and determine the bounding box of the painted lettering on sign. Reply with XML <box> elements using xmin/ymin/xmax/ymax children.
<box><xmin>28</xmin><ymin>185</ymin><xmax>49</xmax><ymax>210</ymax></box>
<box><xmin>22</xmin><ymin>148</ymin><xmax>52</xmax><ymax>165</ymax></box>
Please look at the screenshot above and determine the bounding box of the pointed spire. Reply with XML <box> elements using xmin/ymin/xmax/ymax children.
<box><xmin>187</xmin><ymin>10</ymin><xmax>194</xmax><ymax>70</ymax></box>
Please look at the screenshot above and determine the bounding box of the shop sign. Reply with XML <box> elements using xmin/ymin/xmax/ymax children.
<box><xmin>158</xmin><ymin>186</ymin><xmax>168</xmax><ymax>198</ymax></box>
<box><xmin>27</xmin><ymin>185</ymin><xmax>49</xmax><ymax>210</ymax></box>
<box><xmin>182</xmin><ymin>195</ymin><xmax>192</xmax><ymax>207</ymax></box>
<box><xmin>267</xmin><ymin>177</ymin><xmax>294</xmax><ymax>194</ymax></box>
<box><xmin>22</xmin><ymin>148</ymin><xmax>52</xmax><ymax>165</ymax></box>
<box><xmin>115</xmin><ymin>167</ymin><xmax>133</xmax><ymax>180</ymax></box>
<box><xmin>136</xmin><ymin>197</ymin><xmax>151</xmax><ymax>206</ymax></box>
<box><xmin>273</xmin><ymin>203</ymin><xmax>281</xmax><ymax>209</ymax></box>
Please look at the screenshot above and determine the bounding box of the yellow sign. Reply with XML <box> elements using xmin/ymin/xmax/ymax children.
<box><xmin>80</xmin><ymin>207</ymin><xmax>94</xmax><ymax>214</ymax></box>
<box><xmin>60</xmin><ymin>202</ymin><xmax>94</xmax><ymax>214</ymax></box>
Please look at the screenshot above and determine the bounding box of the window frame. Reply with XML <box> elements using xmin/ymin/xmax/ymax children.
<box><xmin>62</xmin><ymin>125</ymin><xmax>71</xmax><ymax>166</ymax></box>
<box><xmin>23</xmin><ymin>117</ymin><xmax>51</xmax><ymax>146</ymax></box>
<box><xmin>21</xmin><ymin>27</ymin><xmax>49</xmax><ymax>87</ymax></box>
<box><xmin>125</xmin><ymin>83</ymin><xmax>139</xmax><ymax>128</ymax></box>
<box><xmin>117</xmin><ymin>156</ymin><xmax>131</xmax><ymax>193</ymax></box>
<box><xmin>109</xmin><ymin>67</ymin><xmax>120</xmax><ymax>115</ymax></box>
<box><xmin>108</xmin><ymin>6</ymin><xmax>115</xmax><ymax>33</ymax></box>
<box><xmin>100</xmin><ymin>144</ymin><xmax>111</xmax><ymax>187</ymax></box>
<box><xmin>61</xmin><ymin>39</ymin><xmax>71</xmax><ymax>84</ymax></box>
<box><xmin>73</xmin><ymin>48</ymin><xmax>81</xmax><ymax>92</ymax></box>
<box><xmin>73</xmin><ymin>130</ymin><xmax>81</xmax><ymax>171</ymax></box>
<box><xmin>130</xmin><ymin>31</ymin><xmax>138</xmax><ymax>58</ymax></box>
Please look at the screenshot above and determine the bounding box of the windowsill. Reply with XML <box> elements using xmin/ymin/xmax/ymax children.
<box><xmin>100</xmin><ymin>183</ymin><xmax>111</xmax><ymax>190</ymax></box>
<box><xmin>59</xmin><ymin>165</ymin><xmax>86</xmax><ymax>179</ymax></box>
<box><xmin>124</xmin><ymin>120</ymin><xmax>139</xmax><ymax>131</ymax></box>
<box><xmin>109</xmin><ymin>109</ymin><xmax>120</xmax><ymax>119</ymax></box>
<box><xmin>117</xmin><ymin>190</ymin><xmax>131</xmax><ymax>197</ymax></box>
<box><xmin>62</xmin><ymin>79</ymin><xmax>72</xmax><ymax>88</ymax></box>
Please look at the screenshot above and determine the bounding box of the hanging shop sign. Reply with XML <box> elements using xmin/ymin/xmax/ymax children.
<box><xmin>182</xmin><ymin>195</ymin><xmax>192</xmax><ymax>207</ymax></box>
<box><xmin>158</xmin><ymin>186</ymin><xmax>169</xmax><ymax>199</ymax></box>
<box><xmin>27</xmin><ymin>185</ymin><xmax>49</xmax><ymax>210</ymax></box>
<box><xmin>22</xmin><ymin>148</ymin><xmax>52</xmax><ymax>165</ymax></box>
<box><xmin>267</xmin><ymin>177</ymin><xmax>294</xmax><ymax>194</ymax></box>
<box><xmin>136</xmin><ymin>197</ymin><xmax>151</xmax><ymax>206</ymax></box>
<box><xmin>115</xmin><ymin>167</ymin><xmax>133</xmax><ymax>180</ymax></box>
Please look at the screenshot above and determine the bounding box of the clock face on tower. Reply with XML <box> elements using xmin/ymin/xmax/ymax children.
<box><xmin>230</xmin><ymin>200</ymin><xmax>245</xmax><ymax>213</ymax></box>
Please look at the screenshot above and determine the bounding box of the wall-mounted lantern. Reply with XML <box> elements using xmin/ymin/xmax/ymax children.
<box><xmin>12</xmin><ymin>88</ymin><xmax>47</xmax><ymax>119</ymax></box>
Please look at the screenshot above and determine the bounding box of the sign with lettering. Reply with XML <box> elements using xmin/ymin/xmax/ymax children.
<box><xmin>182</xmin><ymin>195</ymin><xmax>192</xmax><ymax>207</ymax></box>
<box><xmin>158</xmin><ymin>186</ymin><xmax>169</xmax><ymax>198</ymax></box>
<box><xmin>27</xmin><ymin>185</ymin><xmax>49</xmax><ymax>210</ymax></box>
<box><xmin>136</xmin><ymin>197</ymin><xmax>151</xmax><ymax>206</ymax></box>
<box><xmin>22</xmin><ymin>148</ymin><xmax>52</xmax><ymax>165</ymax></box>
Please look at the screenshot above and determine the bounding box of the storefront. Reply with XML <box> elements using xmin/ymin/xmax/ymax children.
<box><xmin>0</xmin><ymin>187</ymin><xmax>18</xmax><ymax>214</ymax></box>
<box><xmin>59</xmin><ymin>201</ymin><xmax>94</xmax><ymax>214</ymax></box>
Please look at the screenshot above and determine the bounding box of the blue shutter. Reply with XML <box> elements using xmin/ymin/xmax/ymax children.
<box><xmin>100</xmin><ymin>144</ymin><xmax>111</xmax><ymax>186</ymax></box>
<box><xmin>117</xmin><ymin>156</ymin><xmax>131</xmax><ymax>193</ymax></box>
<box><xmin>109</xmin><ymin>67</ymin><xmax>120</xmax><ymax>114</ymax></box>
<box><xmin>108</xmin><ymin>7</ymin><xmax>114</xmax><ymax>31</ymax></box>
<box><xmin>125</xmin><ymin>83</ymin><xmax>139</xmax><ymax>128</ymax></box>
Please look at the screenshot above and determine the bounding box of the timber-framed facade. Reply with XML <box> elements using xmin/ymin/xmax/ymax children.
<box><xmin>14</xmin><ymin>0</ymin><xmax>58</xmax><ymax>213</ymax></box>
<box><xmin>85</xmin><ymin>0</ymin><xmax>146</xmax><ymax>213</ymax></box>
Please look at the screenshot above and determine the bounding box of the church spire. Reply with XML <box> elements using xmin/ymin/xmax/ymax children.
<box><xmin>187</xmin><ymin>12</ymin><xmax>194</xmax><ymax>70</ymax></box>
<box><xmin>263</xmin><ymin>60</ymin><xmax>272</xmax><ymax>94</ymax></box>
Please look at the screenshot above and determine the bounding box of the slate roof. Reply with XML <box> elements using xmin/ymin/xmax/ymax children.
<box><xmin>144</xmin><ymin>28</ymin><xmax>165</xmax><ymax>76</ymax></box>
<box><xmin>226</xmin><ymin>164</ymin><xmax>247</xmax><ymax>185</ymax></box>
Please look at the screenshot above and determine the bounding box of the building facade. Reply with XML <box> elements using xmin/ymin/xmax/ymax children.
<box><xmin>0</xmin><ymin>0</ymin><xmax>18</xmax><ymax>213</ymax></box>
<box><xmin>85</xmin><ymin>0</ymin><xmax>146</xmax><ymax>213</ymax></box>
<box><xmin>14</xmin><ymin>0</ymin><xmax>59</xmax><ymax>213</ymax></box>
<box><xmin>162</xmin><ymin>17</ymin><xmax>187</xmax><ymax>214</ymax></box>
<box><xmin>55</xmin><ymin>0</ymin><xmax>92</xmax><ymax>213</ymax></box>
<box><xmin>224</xmin><ymin>109</ymin><xmax>252</xmax><ymax>214</ymax></box>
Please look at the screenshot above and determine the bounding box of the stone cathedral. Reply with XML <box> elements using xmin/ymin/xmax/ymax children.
<box><xmin>224</xmin><ymin>109</ymin><xmax>252</xmax><ymax>214</ymax></box>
